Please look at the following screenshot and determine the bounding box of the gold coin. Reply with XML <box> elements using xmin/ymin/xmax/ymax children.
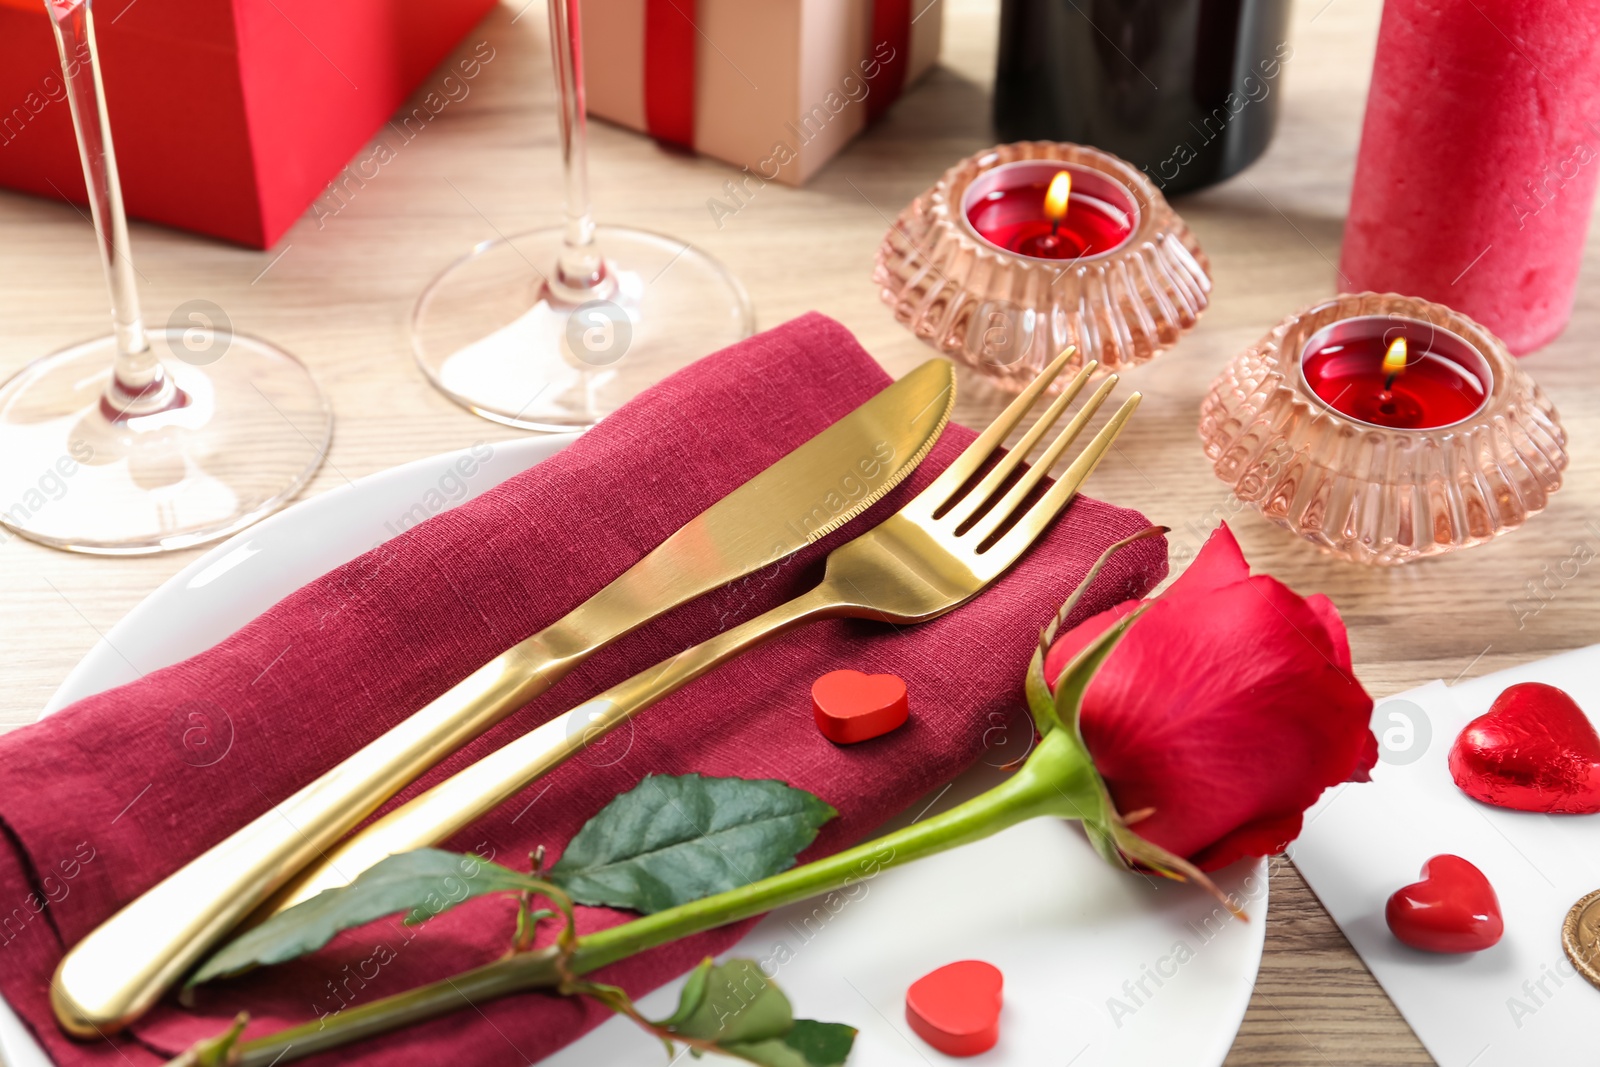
<box><xmin>1562</xmin><ymin>889</ymin><xmax>1600</xmax><ymax>988</ymax></box>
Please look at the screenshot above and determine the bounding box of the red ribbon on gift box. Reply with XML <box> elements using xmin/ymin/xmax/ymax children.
<box><xmin>643</xmin><ymin>0</ymin><xmax>697</xmax><ymax>146</ymax></box>
<box><xmin>865</xmin><ymin>0</ymin><xmax>912</xmax><ymax>122</ymax></box>
<box><xmin>642</xmin><ymin>0</ymin><xmax>914</xmax><ymax>147</ymax></box>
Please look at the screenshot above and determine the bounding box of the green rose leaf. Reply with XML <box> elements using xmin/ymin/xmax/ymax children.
<box><xmin>548</xmin><ymin>774</ymin><xmax>837</xmax><ymax>913</ymax></box>
<box><xmin>651</xmin><ymin>960</ymin><xmax>857</xmax><ymax>1066</ymax></box>
<box><xmin>189</xmin><ymin>849</ymin><xmax>537</xmax><ymax>986</ymax></box>
<box><xmin>780</xmin><ymin>1019</ymin><xmax>858</xmax><ymax>1064</ymax></box>
<box><xmin>724</xmin><ymin>1019</ymin><xmax>859</xmax><ymax>1067</ymax></box>
<box><xmin>665</xmin><ymin>958</ymin><xmax>793</xmax><ymax>1045</ymax></box>
<box><xmin>659</xmin><ymin>958</ymin><xmax>714</xmax><ymax>1029</ymax></box>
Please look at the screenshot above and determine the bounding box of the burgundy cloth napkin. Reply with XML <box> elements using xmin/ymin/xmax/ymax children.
<box><xmin>0</xmin><ymin>313</ymin><xmax>1166</xmax><ymax>1066</ymax></box>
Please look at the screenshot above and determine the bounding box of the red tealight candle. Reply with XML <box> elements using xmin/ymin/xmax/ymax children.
<box><xmin>965</xmin><ymin>162</ymin><xmax>1135</xmax><ymax>260</ymax></box>
<box><xmin>1300</xmin><ymin>317</ymin><xmax>1489</xmax><ymax>429</ymax></box>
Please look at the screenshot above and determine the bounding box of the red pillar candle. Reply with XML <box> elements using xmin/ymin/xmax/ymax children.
<box><xmin>964</xmin><ymin>160</ymin><xmax>1136</xmax><ymax>260</ymax></box>
<box><xmin>1341</xmin><ymin>0</ymin><xmax>1600</xmax><ymax>354</ymax></box>
<box><xmin>1300</xmin><ymin>315</ymin><xmax>1490</xmax><ymax>430</ymax></box>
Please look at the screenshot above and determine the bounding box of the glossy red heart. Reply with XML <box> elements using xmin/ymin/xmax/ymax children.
<box><xmin>905</xmin><ymin>960</ymin><xmax>1004</xmax><ymax>1057</ymax></box>
<box><xmin>1449</xmin><ymin>682</ymin><xmax>1600</xmax><ymax>814</ymax></box>
<box><xmin>1385</xmin><ymin>855</ymin><xmax>1504</xmax><ymax>953</ymax></box>
<box><xmin>811</xmin><ymin>670</ymin><xmax>908</xmax><ymax>745</ymax></box>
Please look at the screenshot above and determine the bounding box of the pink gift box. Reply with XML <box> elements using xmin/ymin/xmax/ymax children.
<box><xmin>581</xmin><ymin>0</ymin><xmax>942</xmax><ymax>188</ymax></box>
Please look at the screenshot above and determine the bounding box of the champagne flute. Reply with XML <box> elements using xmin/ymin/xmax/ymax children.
<box><xmin>409</xmin><ymin>0</ymin><xmax>754</xmax><ymax>431</ymax></box>
<box><xmin>0</xmin><ymin>0</ymin><xmax>332</xmax><ymax>554</ymax></box>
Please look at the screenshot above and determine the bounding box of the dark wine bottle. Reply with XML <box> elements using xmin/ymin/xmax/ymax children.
<box><xmin>993</xmin><ymin>0</ymin><xmax>1291</xmax><ymax>196</ymax></box>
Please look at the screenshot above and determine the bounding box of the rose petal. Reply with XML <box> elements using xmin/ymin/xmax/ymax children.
<box><xmin>1302</xmin><ymin>593</ymin><xmax>1377</xmax><ymax>782</ymax></box>
<box><xmin>1304</xmin><ymin>594</ymin><xmax>1353</xmax><ymax>673</ymax></box>
<box><xmin>1187</xmin><ymin>810</ymin><xmax>1307</xmax><ymax>872</ymax></box>
<box><xmin>1166</xmin><ymin>523</ymin><xmax>1250</xmax><ymax>599</ymax></box>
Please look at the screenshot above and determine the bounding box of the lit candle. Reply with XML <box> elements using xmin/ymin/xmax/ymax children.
<box><xmin>964</xmin><ymin>161</ymin><xmax>1135</xmax><ymax>260</ymax></box>
<box><xmin>1300</xmin><ymin>316</ymin><xmax>1490</xmax><ymax>429</ymax></box>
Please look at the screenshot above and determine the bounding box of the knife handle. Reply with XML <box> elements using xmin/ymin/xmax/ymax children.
<box><xmin>261</xmin><ymin>583</ymin><xmax>843</xmax><ymax>916</ymax></box>
<box><xmin>50</xmin><ymin>626</ymin><xmax>592</xmax><ymax>1038</ymax></box>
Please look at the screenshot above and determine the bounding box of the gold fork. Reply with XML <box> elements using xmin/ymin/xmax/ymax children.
<box><xmin>265</xmin><ymin>351</ymin><xmax>1139</xmax><ymax>912</ymax></box>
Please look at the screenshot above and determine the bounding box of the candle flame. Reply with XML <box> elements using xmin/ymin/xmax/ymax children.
<box><xmin>1383</xmin><ymin>336</ymin><xmax>1407</xmax><ymax>378</ymax></box>
<box><xmin>1044</xmin><ymin>170</ymin><xmax>1072</xmax><ymax>222</ymax></box>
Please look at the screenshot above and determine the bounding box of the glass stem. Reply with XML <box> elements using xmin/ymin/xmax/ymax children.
<box><xmin>46</xmin><ymin>0</ymin><xmax>178</xmax><ymax>418</ymax></box>
<box><xmin>547</xmin><ymin>0</ymin><xmax>606</xmax><ymax>295</ymax></box>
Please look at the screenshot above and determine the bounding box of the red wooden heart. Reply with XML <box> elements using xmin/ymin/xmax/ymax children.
<box><xmin>905</xmin><ymin>960</ymin><xmax>1004</xmax><ymax>1057</ymax></box>
<box><xmin>811</xmin><ymin>669</ymin><xmax>909</xmax><ymax>745</ymax></box>
<box><xmin>1448</xmin><ymin>682</ymin><xmax>1600</xmax><ymax>814</ymax></box>
<box><xmin>1385</xmin><ymin>855</ymin><xmax>1503</xmax><ymax>953</ymax></box>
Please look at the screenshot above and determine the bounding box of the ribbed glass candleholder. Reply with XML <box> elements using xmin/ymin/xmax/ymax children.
<box><xmin>1199</xmin><ymin>292</ymin><xmax>1567</xmax><ymax>565</ymax></box>
<box><xmin>874</xmin><ymin>141</ymin><xmax>1211</xmax><ymax>391</ymax></box>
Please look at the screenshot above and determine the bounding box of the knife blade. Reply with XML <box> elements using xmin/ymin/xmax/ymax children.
<box><xmin>51</xmin><ymin>357</ymin><xmax>956</xmax><ymax>1036</ymax></box>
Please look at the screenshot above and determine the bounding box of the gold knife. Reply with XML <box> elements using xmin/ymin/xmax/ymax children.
<box><xmin>51</xmin><ymin>359</ymin><xmax>956</xmax><ymax>1036</ymax></box>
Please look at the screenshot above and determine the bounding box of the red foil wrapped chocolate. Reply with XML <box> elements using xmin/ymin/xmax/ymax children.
<box><xmin>1448</xmin><ymin>682</ymin><xmax>1600</xmax><ymax>814</ymax></box>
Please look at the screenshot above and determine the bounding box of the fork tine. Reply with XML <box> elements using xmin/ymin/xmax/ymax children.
<box><xmin>986</xmin><ymin>393</ymin><xmax>1142</xmax><ymax>562</ymax></box>
<box><xmin>915</xmin><ymin>347</ymin><xmax>1078</xmax><ymax>513</ymax></box>
<box><xmin>941</xmin><ymin>361</ymin><xmax>1097</xmax><ymax>530</ymax></box>
<box><xmin>966</xmin><ymin>374</ymin><xmax>1121</xmax><ymax>546</ymax></box>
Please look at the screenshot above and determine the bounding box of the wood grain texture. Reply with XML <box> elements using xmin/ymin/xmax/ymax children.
<box><xmin>3</xmin><ymin>0</ymin><xmax>1596</xmax><ymax>1062</ymax></box>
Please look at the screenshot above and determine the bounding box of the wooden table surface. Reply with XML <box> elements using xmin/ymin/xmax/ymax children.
<box><xmin>4</xmin><ymin>0</ymin><xmax>1597</xmax><ymax>1062</ymax></box>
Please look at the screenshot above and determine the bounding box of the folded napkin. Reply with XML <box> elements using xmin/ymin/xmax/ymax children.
<box><xmin>0</xmin><ymin>313</ymin><xmax>1166</xmax><ymax>1067</ymax></box>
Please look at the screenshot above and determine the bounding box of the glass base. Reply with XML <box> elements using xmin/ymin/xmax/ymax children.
<box><xmin>0</xmin><ymin>329</ymin><xmax>332</xmax><ymax>555</ymax></box>
<box><xmin>411</xmin><ymin>225</ymin><xmax>754</xmax><ymax>432</ymax></box>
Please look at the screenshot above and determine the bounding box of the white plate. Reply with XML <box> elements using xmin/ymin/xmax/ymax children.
<box><xmin>2</xmin><ymin>436</ymin><xmax>1265</xmax><ymax>1067</ymax></box>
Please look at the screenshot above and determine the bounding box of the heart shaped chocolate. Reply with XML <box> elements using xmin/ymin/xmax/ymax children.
<box><xmin>811</xmin><ymin>669</ymin><xmax>908</xmax><ymax>745</ymax></box>
<box><xmin>905</xmin><ymin>960</ymin><xmax>1003</xmax><ymax>1056</ymax></box>
<box><xmin>1449</xmin><ymin>682</ymin><xmax>1600</xmax><ymax>814</ymax></box>
<box><xmin>1385</xmin><ymin>854</ymin><xmax>1503</xmax><ymax>953</ymax></box>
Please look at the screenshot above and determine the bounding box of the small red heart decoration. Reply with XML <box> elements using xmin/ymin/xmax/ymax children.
<box><xmin>1449</xmin><ymin>682</ymin><xmax>1600</xmax><ymax>814</ymax></box>
<box><xmin>811</xmin><ymin>670</ymin><xmax>909</xmax><ymax>745</ymax></box>
<box><xmin>905</xmin><ymin>960</ymin><xmax>1004</xmax><ymax>1057</ymax></box>
<box><xmin>1385</xmin><ymin>855</ymin><xmax>1504</xmax><ymax>953</ymax></box>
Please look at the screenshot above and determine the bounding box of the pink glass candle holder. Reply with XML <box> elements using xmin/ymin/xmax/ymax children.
<box><xmin>874</xmin><ymin>141</ymin><xmax>1211</xmax><ymax>392</ymax></box>
<box><xmin>1199</xmin><ymin>293</ymin><xmax>1568</xmax><ymax>565</ymax></box>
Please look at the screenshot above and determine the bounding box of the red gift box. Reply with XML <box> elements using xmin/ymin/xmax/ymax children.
<box><xmin>0</xmin><ymin>0</ymin><xmax>497</xmax><ymax>249</ymax></box>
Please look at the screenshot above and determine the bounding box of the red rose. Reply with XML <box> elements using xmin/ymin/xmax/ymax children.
<box><xmin>1044</xmin><ymin>524</ymin><xmax>1377</xmax><ymax>871</ymax></box>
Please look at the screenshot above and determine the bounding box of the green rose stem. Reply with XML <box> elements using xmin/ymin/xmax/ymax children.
<box><xmin>208</xmin><ymin>528</ymin><xmax>1224</xmax><ymax>1067</ymax></box>
<box><xmin>573</xmin><ymin>725</ymin><xmax>1105</xmax><ymax>972</ymax></box>
<box><xmin>222</xmin><ymin>728</ymin><xmax>1105</xmax><ymax>1067</ymax></box>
